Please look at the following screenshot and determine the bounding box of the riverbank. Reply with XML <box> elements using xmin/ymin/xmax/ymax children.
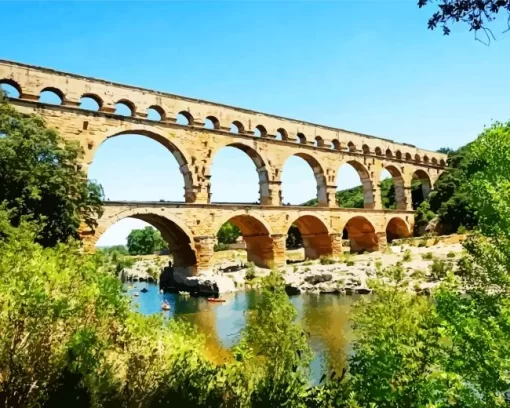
<box><xmin>121</xmin><ymin>237</ymin><xmax>465</xmax><ymax>296</ymax></box>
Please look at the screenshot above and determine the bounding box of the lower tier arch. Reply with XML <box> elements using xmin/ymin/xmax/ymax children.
<box><xmin>343</xmin><ymin>216</ymin><xmax>379</xmax><ymax>253</ymax></box>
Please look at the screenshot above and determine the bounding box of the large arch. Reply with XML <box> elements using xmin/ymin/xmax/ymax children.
<box><xmin>89</xmin><ymin>129</ymin><xmax>196</xmax><ymax>202</ymax></box>
<box><xmin>411</xmin><ymin>169</ymin><xmax>432</xmax><ymax>209</ymax></box>
<box><xmin>386</xmin><ymin>217</ymin><xmax>411</xmax><ymax>243</ymax></box>
<box><xmin>343</xmin><ymin>216</ymin><xmax>378</xmax><ymax>253</ymax></box>
<box><xmin>216</xmin><ymin>213</ymin><xmax>274</xmax><ymax>268</ymax></box>
<box><xmin>93</xmin><ymin>210</ymin><xmax>197</xmax><ymax>272</ymax></box>
<box><xmin>281</xmin><ymin>153</ymin><xmax>328</xmax><ymax>206</ymax></box>
<box><xmin>380</xmin><ymin>165</ymin><xmax>406</xmax><ymax>210</ymax></box>
<box><xmin>287</xmin><ymin>214</ymin><xmax>333</xmax><ymax>260</ymax></box>
<box><xmin>335</xmin><ymin>160</ymin><xmax>375</xmax><ymax>209</ymax></box>
<box><xmin>209</xmin><ymin>142</ymin><xmax>271</xmax><ymax>204</ymax></box>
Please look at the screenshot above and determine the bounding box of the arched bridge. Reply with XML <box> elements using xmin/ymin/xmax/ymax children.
<box><xmin>0</xmin><ymin>60</ymin><xmax>447</xmax><ymax>274</ymax></box>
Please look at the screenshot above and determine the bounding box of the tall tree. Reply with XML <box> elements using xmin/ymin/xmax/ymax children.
<box><xmin>126</xmin><ymin>226</ymin><xmax>166</xmax><ymax>255</ymax></box>
<box><xmin>0</xmin><ymin>92</ymin><xmax>103</xmax><ymax>247</ymax></box>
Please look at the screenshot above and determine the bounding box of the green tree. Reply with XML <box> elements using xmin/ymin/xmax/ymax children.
<box><xmin>0</xmin><ymin>92</ymin><xmax>103</xmax><ymax>247</ymax></box>
<box><xmin>126</xmin><ymin>226</ymin><xmax>166</xmax><ymax>255</ymax></box>
<box><xmin>416</xmin><ymin>144</ymin><xmax>479</xmax><ymax>234</ymax></box>
<box><xmin>217</xmin><ymin>221</ymin><xmax>241</xmax><ymax>244</ymax></box>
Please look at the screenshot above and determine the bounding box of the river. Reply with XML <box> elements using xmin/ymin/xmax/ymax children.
<box><xmin>126</xmin><ymin>282</ymin><xmax>360</xmax><ymax>383</ymax></box>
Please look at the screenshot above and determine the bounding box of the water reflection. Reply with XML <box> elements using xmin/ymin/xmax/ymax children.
<box><xmin>126</xmin><ymin>282</ymin><xmax>356</xmax><ymax>382</ymax></box>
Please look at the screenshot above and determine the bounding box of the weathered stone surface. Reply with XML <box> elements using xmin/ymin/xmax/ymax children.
<box><xmin>304</xmin><ymin>273</ymin><xmax>333</xmax><ymax>285</ymax></box>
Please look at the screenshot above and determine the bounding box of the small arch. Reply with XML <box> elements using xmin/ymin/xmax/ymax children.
<box><xmin>80</xmin><ymin>94</ymin><xmax>102</xmax><ymax>111</ymax></box>
<box><xmin>439</xmin><ymin>159</ymin><xmax>446</xmax><ymax>167</ymax></box>
<box><xmin>115</xmin><ymin>100</ymin><xmax>135</xmax><ymax>117</ymax></box>
<box><xmin>314</xmin><ymin>136</ymin><xmax>325</xmax><ymax>147</ymax></box>
<box><xmin>297</xmin><ymin>132</ymin><xmax>307</xmax><ymax>144</ymax></box>
<box><xmin>423</xmin><ymin>155</ymin><xmax>430</xmax><ymax>164</ymax></box>
<box><xmin>288</xmin><ymin>214</ymin><xmax>332</xmax><ymax>260</ymax></box>
<box><xmin>230</xmin><ymin>120</ymin><xmax>245</xmax><ymax>134</ymax></box>
<box><xmin>0</xmin><ymin>79</ymin><xmax>21</xmax><ymax>98</ymax></box>
<box><xmin>254</xmin><ymin>124</ymin><xmax>267</xmax><ymax>138</ymax></box>
<box><xmin>347</xmin><ymin>142</ymin><xmax>356</xmax><ymax>152</ymax></box>
<box><xmin>385</xmin><ymin>148</ymin><xmax>393</xmax><ymax>158</ymax></box>
<box><xmin>39</xmin><ymin>87</ymin><xmax>64</xmax><ymax>105</ymax></box>
<box><xmin>375</xmin><ymin>147</ymin><xmax>383</xmax><ymax>156</ymax></box>
<box><xmin>431</xmin><ymin>157</ymin><xmax>438</xmax><ymax>165</ymax></box>
<box><xmin>396</xmin><ymin>150</ymin><xmax>402</xmax><ymax>160</ymax></box>
<box><xmin>386</xmin><ymin>217</ymin><xmax>411</xmax><ymax>243</ymax></box>
<box><xmin>405</xmin><ymin>152</ymin><xmax>412</xmax><ymax>161</ymax></box>
<box><xmin>343</xmin><ymin>216</ymin><xmax>378</xmax><ymax>253</ymax></box>
<box><xmin>204</xmin><ymin>115</ymin><xmax>220</xmax><ymax>130</ymax></box>
<box><xmin>276</xmin><ymin>128</ymin><xmax>288</xmax><ymax>141</ymax></box>
<box><xmin>217</xmin><ymin>214</ymin><xmax>273</xmax><ymax>268</ymax></box>
<box><xmin>147</xmin><ymin>105</ymin><xmax>166</xmax><ymax>121</ymax></box>
<box><xmin>176</xmin><ymin>111</ymin><xmax>194</xmax><ymax>126</ymax></box>
<box><xmin>362</xmin><ymin>144</ymin><xmax>370</xmax><ymax>155</ymax></box>
<box><xmin>331</xmin><ymin>140</ymin><xmax>341</xmax><ymax>150</ymax></box>
<box><xmin>415</xmin><ymin>154</ymin><xmax>421</xmax><ymax>163</ymax></box>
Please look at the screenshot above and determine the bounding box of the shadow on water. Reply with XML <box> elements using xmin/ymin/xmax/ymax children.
<box><xmin>126</xmin><ymin>282</ymin><xmax>357</xmax><ymax>383</ymax></box>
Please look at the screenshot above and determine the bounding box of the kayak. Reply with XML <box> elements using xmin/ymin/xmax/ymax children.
<box><xmin>207</xmin><ymin>298</ymin><xmax>226</xmax><ymax>303</ymax></box>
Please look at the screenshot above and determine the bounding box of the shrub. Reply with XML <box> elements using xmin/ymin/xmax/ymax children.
<box><xmin>320</xmin><ymin>256</ymin><xmax>336</xmax><ymax>265</ymax></box>
<box><xmin>421</xmin><ymin>252</ymin><xmax>434</xmax><ymax>260</ymax></box>
<box><xmin>402</xmin><ymin>249</ymin><xmax>412</xmax><ymax>262</ymax></box>
<box><xmin>418</xmin><ymin>240</ymin><xmax>427</xmax><ymax>248</ymax></box>
<box><xmin>245</xmin><ymin>262</ymin><xmax>256</xmax><ymax>281</ymax></box>
<box><xmin>457</xmin><ymin>225</ymin><xmax>468</xmax><ymax>234</ymax></box>
<box><xmin>429</xmin><ymin>259</ymin><xmax>450</xmax><ymax>281</ymax></box>
<box><xmin>214</xmin><ymin>242</ymin><xmax>229</xmax><ymax>252</ymax></box>
<box><xmin>346</xmin><ymin>261</ymin><xmax>355</xmax><ymax>266</ymax></box>
<box><xmin>410</xmin><ymin>269</ymin><xmax>426</xmax><ymax>279</ymax></box>
<box><xmin>446</xmin><ymin>251</ymin><xmax>456</xmax><ymax>258</ymax></box>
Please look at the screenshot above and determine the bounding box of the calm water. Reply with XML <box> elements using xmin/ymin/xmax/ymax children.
<box><xmin>126</xmin><ymin>282</ymin><xmax>359</xmax><ymax>383</ymax></box>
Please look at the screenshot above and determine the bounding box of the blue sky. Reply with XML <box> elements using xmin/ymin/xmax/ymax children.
<box><xmin>1</xmin><ymin>1</ymin><xmax>509</xmax><ymax>246</ymax></box>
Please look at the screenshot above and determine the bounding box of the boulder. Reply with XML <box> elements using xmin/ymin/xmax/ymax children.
<box><xmin>285</xmin><ymin>284</ymin><xmax>301</xmax><ymax>296</ymax></box>
<box><xmin>355</xmin><ymin>287</ymin><xmax>371</xmax><ymax>295</ymax></box>
<box><xmin>304</xmin><ymin>273</ymin><xmax>333</xmax><ymax>285</ymax></box>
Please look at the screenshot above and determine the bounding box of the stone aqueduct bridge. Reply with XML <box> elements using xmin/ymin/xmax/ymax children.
<box><xmin>0</xmin><ymin>60</ymin><xmax>447</xmax><ymax>274</ymax></box>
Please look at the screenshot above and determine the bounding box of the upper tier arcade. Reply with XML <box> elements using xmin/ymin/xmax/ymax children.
<box><xmin>0</xmin><ymin>59</ymin><xmax>447</xmax><ymax>210</ymax></box>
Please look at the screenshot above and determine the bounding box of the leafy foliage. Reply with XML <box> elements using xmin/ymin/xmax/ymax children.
<box><xmin>0</xmin><ymin>92</ymin><xmax>103</xmax><ymax>247</ymax></box>
<box><xmin>415</xmin><ymin>144</ymin><xmax>480</xmax><ymax>234</ymax></box>
<box><xmin>217</xmin><ymin>221</ymin><xmax>242</xmax><ymax>245</ymax></box>
<box><xmin>419</xmin><ymin>0</ymin><xmax>510</xmax><ymax>38</ymax></box>
<box><xmin>126</xmin><ymin>226</ymin><xmax>166</xmax><ymax>255</ymax></box>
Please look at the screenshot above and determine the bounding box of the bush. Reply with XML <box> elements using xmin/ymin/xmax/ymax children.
<box><xmin>457</xmin><ymin>225</ymin><xmax>468</xmax><ymax>234</ymax></box>
<box><xmin>446</xmin><ymin>251</ymin><xmax>456</xmax><ymax>258</ymax></box>
<box><xmin>402</xmin><ymin>249</ymin><xmax>412</xmax><ymax>262</ymax></box>
<box><xmin>214</xmin><ymin>242</ymin><xmax>230</xmax><ymax>252</ymax></box>
<box><xmin>346</xmin><ymin>260</ymin><xmax>355</xmax><ymax>266</ymax></box>
<box><xmin>320</xmin><ymin>256</ymin><xmax>336</xmax><ymax>265</ymax></box>
<box><xmin>421</xmin><ymin>252</ymin><xmax>434</xmax><ymax>260</ymax></box>
<box><xmin>245</xmin><ymin>262</ymin><xmax>256</xmax><ymax>281</ymax></box>
<box><xmin>429</xmin><ymin>259</ymin><xmax>451</xmax><ymax>281</ymax></box>
<box><xmin>418</xmin><ymin>240</ymin><xmax>427</xmax><ymax>247</ymax></box>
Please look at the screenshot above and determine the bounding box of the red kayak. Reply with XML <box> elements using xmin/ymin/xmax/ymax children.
<box><xmin>207</xmin><ymin>298</ymin><xmax>226</xmax><ymax>303</ymax></box>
